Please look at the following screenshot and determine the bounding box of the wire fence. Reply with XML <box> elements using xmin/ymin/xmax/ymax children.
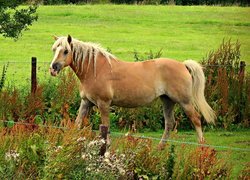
<box><xmin>0</xmin><ymin>61</ymin><xmax>51</xmax><ymax>88</ymax></box>
<box><xmin>1</xmin><ymin>120</ymin><xmax>250</xmax><ymax>152</ymax></box>
<box><xmin>0</xmin><ymin>60</ymin><xmax>249</xmax><ymax>88</ymax></box>
<box><xmin>0</xmin><ymin>59</ymin><xmax>249</xmax><ymax>153</ymax></box>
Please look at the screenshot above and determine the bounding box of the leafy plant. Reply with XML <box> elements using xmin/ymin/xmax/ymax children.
<box><xmin>173</xmin><ymin>146</ymin><xmax>231</xmax><ymax>179</ymax></box>
<box><xmin>0</xmin><ymin>63</ymin><xmax>9</xmax><ymax>92</ymax></box>
<box><xmin>202</xmin><ymin>39</ymin><xmax>249</xmax><ymax>129</ymax></box>
<box><xmin>134</xmin><ymin>49</ymin><xmax>162</xmax><ymax>62</ymax></box>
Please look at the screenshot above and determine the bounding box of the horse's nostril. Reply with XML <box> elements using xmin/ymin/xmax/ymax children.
<box><xmin>52</xmin><ymin>63</ymin><xmax>61</xmax><ymax>72</ymax></box>
<box><xmin>52</xmin><ymin>63</ymin><xmax>58</xmax><ymax>71</ymax></box>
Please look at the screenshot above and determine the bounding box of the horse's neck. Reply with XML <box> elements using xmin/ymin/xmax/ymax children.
<box><xmin>70</xmin><ymin>58</ymin><xmax>88</xmax><ymax>81</ymax></box>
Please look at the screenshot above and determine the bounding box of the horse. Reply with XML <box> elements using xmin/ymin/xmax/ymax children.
<box><xmin>49</xmin><ymin>35</ymin><xmax>216</xmax><ymax>148</ymax></box>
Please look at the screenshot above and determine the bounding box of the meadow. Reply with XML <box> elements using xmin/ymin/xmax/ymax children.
<box><xmin>0</xmin><ymin>5</ymin><xmax>249</xmax><ymax>179</ymax></box>
<box><xmin>0</xmin><ymin>5</ymin><xmax>250</xmax><ymax>63</ymax></box>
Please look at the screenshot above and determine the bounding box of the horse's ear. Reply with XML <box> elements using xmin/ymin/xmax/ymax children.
<box><xmin>53</xmin><ymin>35</ymin><xmax>58</xmax><ymax>40</ymax></box>
<box><xmin>67</xmin><ymin>35</ymin><xmax>72</xmax><ymax>45</ymax></box>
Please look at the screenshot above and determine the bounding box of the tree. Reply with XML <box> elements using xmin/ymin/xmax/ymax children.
<box><xmin>0</xmin><ymin>0</ymin><xmax>38</xmax><ymax>39</ymax></box>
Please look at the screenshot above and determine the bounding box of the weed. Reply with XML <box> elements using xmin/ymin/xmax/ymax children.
<box><xmin>0</xmin><ymin>63</ymin><xmax>8</xmax><ymax>92</ymax></box>
<box><xmin>202</xmin><ymin>39</ymin><xmax>249</xmax><ymax>129</ymax></box>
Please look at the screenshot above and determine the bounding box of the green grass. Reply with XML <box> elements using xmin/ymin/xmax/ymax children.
<box><xmin>0</xmin><ymin>5</ymin><xmax>249</xmax><ymax>63</ymax></box>
<box><xmin>0</xmin><ymin>5</ymin><xmax>249</xmax><ymax>86</ymax></box>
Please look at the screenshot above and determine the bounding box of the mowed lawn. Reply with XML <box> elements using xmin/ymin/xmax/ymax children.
<box><xmin>0</xmin><ymin>5</ymin><xmax>249</xmax><ymax>63</ymax></box>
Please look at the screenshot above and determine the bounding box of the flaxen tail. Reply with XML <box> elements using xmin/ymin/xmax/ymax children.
<box><xmin>184</xmin><ymin>60</ymin><xmax>216</xmax><ymax>124</ymax></box>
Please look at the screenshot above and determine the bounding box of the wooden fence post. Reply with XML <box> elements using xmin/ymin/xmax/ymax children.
<box><xmin>31</xmin><ymin>57</ymin><xmax>37</xmax><ymax>94</ymax></box>
<box><xmin>99</xmin><ymin>125</ymin><xmax>108</xmax><ymax>156</ymax></box>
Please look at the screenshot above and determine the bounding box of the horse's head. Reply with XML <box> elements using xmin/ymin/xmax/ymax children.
<box><xmin>50</xmin><ymin>35</ymin><xmax>73</xmax><ymax>76</ymax></box>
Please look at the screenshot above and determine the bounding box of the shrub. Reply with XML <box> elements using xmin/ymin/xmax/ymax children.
<box><xmin>202</xmin><ymin>39</ymin><xmax>249</xmax><ymax>129</ymax></box>
<box><xmin>0</xmin><ymin>69</ymin><xmax>80</xmax><ymax>130</ymax></box>
<box><xmin>173</xmin><ymin>146</ymin><xmax>232</xmax><ymax>179</ymax></box>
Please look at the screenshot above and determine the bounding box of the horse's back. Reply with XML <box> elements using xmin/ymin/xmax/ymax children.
<box><xmin>109</xmin><ymin>58</ymin><xmax>191</xmax><ymax>107</ymax></box>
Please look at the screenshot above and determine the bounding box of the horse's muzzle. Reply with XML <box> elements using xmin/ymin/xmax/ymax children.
<box><xmin>50</xmin><ymin>62</ymin><xmax>62</xmax><ymax>76</ymax></box>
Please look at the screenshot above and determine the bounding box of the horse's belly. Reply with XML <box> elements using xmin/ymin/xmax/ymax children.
<box><xmin>112</xmin><ymin>88</ymin><xmax>156</xmax><ymax>108</ymax></box>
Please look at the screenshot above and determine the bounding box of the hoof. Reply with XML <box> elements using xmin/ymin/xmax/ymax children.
<box><xmin>198</xmin><ymin>137</ymin><xmax>205</xmax><ymax>144</ymax></box>
<box><xmin>158</xmin><ymin>142</ymin><xmax>166</xmax><ymax>150</ymax></box>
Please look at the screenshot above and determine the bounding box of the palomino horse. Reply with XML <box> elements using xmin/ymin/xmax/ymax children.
<box><xmin>49</xmin><ymin>35</ymin><xmax>216</xmax><ymax>147</ymax></box>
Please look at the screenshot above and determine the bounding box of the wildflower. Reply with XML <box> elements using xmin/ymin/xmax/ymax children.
<box><xmin>82</xmin><ymin>154</ymin><xmax>86</xmax><ymax>160</ymax></box>
<box><xmin>120</xmin><ymin>154</ymin><xmax>125</xmax><ymax>159</ymax></box>
<box><xmin>104</xmin><ymin>151</ymin><xmax>110</xmax><ymax>158</ymax></box>
<box><xmin>118</xmin><ymin>166</ymin><xmax>126</xmax><ymax>175</ymax></box>
<box><xmin>86</xmin><ymin>167</ymin><xmax>91</xmax><ymax>172</ymax></box>
<box><xmin>104</xmin><ymin>158</ymin><xmax>112</xmax><ymax>166</ymax></box>
<box><xmin>55</xmin><ymin>146</ymin><xmax>63</xmax><ymax>152</ymax></box>
<box><xmin>100</xmin><ymin>139</ymin><xmax>106</xmax><ymax>144</ymax></box>
<box><xmin>5</xmin><ymin>150</ymin><xmax>20</xmax><ymax>161</ymax></box>
<box><xmin>77</xmin><ymin>137</ymin><xmax>86</xmax><ymax>142</ymax></box>
<box><xmin>88</xmin><ymin>140</ymin><xmax>97</xmax><ymax>147</ymax></box>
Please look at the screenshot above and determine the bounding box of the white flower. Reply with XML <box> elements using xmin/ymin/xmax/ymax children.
<box><xmin>5</xmin><ymin>150</ymin><xmax>19</xmax><ymax>161</ymax></box>
<box><xmin>121</xmin><ymin>154</ymin><xmax>125</xmax><ymax>158</ymax></box>
<box><xmin>81</xmin><ymin>154</ymin><xmax>86</xmax><ymax>160</ymax></box>
<box><xmin>88</xmin><ymin>154</ymin><xmax>92</xmax><ymax>159</ymax></box>
<box><xmin>55</xmin><ymin>146</ymin><xmax>63</xmax><ymax>152</ymax></box>
<box><xmin>118</xmin><ymin>167</ymin><xmax>126</xmax><ymax>175</ymax></box>
<box><xmin>88</xmin><ymin>140</ymin><xmax>97</xmax><ymax>147</ymax></box>
<box><xmin>104</xmin><ymin>158</ymin><xmax>112</xmax><ymax>166</ymax></box>
<box><xmin>86</xmin><ymin>167</ymin><xmax>91</xmax><ymax>172</ymax></box>
<box><xmin>77</xmin><ymin>137</ymin><xmax>86</xmax><ymax>142</ymax></box>
<box><xmin>104</xmin><ymin>151</ymin><xmax>110</xmax><ymax>158</ymax></box>
<box><xmin>100</xmin><ymin>139</ymin><xmax>106</xmax><ymax>144</ymax></box>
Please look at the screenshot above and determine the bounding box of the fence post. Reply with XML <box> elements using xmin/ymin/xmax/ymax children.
<box><xmin>99</xmin><ymin>125</ymin><xmax>108</xmax><ymax>156</ymax></box>
<box><xmin>31</xmin><ymin>57</ymin><xmax>37</xmax><ymax>94</ymax></box>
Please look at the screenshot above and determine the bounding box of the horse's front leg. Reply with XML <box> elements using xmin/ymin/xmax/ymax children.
<box><xmin>97</xmin><ymin>100</ymin><xmax>111</xmax><ymax>145</ymax></box>
<box><xmin>75</xmin><ymin>99</ymin><xmax>93</xmax><ymax>128</ymax></box>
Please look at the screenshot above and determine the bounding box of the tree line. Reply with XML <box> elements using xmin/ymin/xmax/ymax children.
<box><xmin>41</xmin><ymin>0</ymin><xmax>249</xmax><ymax>5</ymax></box>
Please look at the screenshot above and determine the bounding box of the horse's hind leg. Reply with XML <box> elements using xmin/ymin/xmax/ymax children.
<box><xmin>159</xmin><ymin>95</ymin><xmax>176</xmax><ymax>149</ymax></box>
<box><xmin>181</xmin><ymin>102</ymin><xmax>204</xmax><ymax>143</ymax></box>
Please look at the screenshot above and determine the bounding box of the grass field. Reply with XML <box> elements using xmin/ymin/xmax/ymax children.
<box><xmin>0</xmin><ymin>5</ymin><xmax>249</xmax><ymax>64</ymax></box>
<box><xmin>0</xmin><ymin>5</ymin><xmax>249</xmax><ymax>178</ymax></box>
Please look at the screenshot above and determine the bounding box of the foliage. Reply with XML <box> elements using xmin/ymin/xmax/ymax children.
<box><xmin>0</xmin><ymin>1</ymin><xmax>38</xmax><ymax>39</ymax></box>
<box><xmin>41</xmin><ymin>0</ymin><xmax>110</xmax><ymax>4</ymax></box>
<box><xmin>0</xmin><ymin>127</ymin><xmax>237</xmax><ymax>179</ymax></box>
<box><xmin>159</xmin><ymin>144</ymin><xmax>176</xmax><ymax>179</ymax></box>
<box><xmin>0</xmin><ymin>69</ymin><xmax>80</xmax><ymax>128</ymax></box>
<box><xmin>174</xmin><ymin>0</ymin><xmax>249</xmax><ymax>5</ymax></box>
<box><xmin>134</xmin><ymin>49</ymin><xmax>162</xmax><ymax>62</ymax></box>
<box><xmin>173</xmin><ymin>146</ymin><xmax>232</xmax><ymax>179</ymax></box>
<box><xmin>202</xmin><ymin>39</ymin><xmax>249</xmax><ymax>129</ymax></box>
<box><xmin>0</xmin><ymin>63</ymin><xmax>8</xmax><ymax>92</ymax></box>
<box><xmin>238</xmin><ymin>162</ymin><xmax>250</xmax><ymax>180</ymax></box>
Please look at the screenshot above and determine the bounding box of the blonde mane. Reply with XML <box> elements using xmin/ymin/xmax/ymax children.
<box><xmin>52</xmin><ymin>37</ymin><xmax>116</xmax><ymax>76</ymax></box>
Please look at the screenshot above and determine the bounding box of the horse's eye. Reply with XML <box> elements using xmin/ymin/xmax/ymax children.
<box><xmin>64</xmin><ymin>49</ymin><xmax>68</xmax><ymax>55</ymax></box>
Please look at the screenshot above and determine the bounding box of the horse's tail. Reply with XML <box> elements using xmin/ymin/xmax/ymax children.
<box><xmin>184</xmin><ymin>60</ymin><xmax>216</xmax><ymax>124</ymax></box>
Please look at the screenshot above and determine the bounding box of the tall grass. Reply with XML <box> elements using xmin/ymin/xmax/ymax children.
<box><xmin>0</xmin><ymin>126</ymin><xmax>239</xmax><ymax>179</ymax></box>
